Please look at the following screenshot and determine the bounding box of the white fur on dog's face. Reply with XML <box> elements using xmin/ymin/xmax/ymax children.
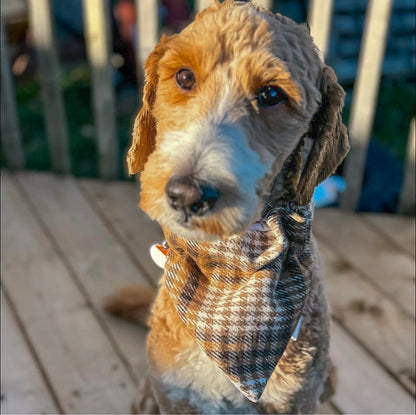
<box><xmin>155</xmin><ymin>120</ymin><xmax>270</xmax><ymax>240</ymax></box>
<box><xmin>138</xmin><ymin>3</ymin><xmax>323</xmax><ymax>240</ymax></box>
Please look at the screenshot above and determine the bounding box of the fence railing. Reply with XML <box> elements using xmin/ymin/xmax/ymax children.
<box><xmin>1</xmin><ymin>0</ymin><xmax>414</xmax><ymax>214</ymax></box>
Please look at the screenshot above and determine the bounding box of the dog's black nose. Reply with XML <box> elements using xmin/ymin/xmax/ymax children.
<box><xmin>165</xmin><ymin>177</ymin><xmax>219</xmax><ymax>216</ymax></box>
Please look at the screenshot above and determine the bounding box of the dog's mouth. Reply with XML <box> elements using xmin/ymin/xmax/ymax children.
<box><xmin>138</xmin><ymin>162</ymin><xmax>265</xmax><ymax>241</ymax></box>
<box><xmin>160</xmin><ymin>187</ymin><xmax>264</xmax><ymax>241</ymax></box>
<box><xmin>163</xmin><ymin>214</ymin><xmax>252</xmax><ymax>242</ymax></box>
<box><xmin>139</xmin><ymin>121</ymin><xmax>273</xmax><ymax>240</ymax></box>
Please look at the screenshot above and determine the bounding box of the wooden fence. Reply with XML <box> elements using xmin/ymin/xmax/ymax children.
<box><xmin>1</xmin><ymin>0</ymin><xmax>414</xmax><ymax>213</ymax></box>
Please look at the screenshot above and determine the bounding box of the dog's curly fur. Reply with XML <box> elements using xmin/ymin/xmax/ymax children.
<box><xmin>107</xmin><ymin>1</ymin><xmax>349</xmax><ymax>413</ymax></box>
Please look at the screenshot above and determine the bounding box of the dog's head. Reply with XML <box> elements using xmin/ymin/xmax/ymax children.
<box><xmin>128</xmin><ymin>0</ymin><xmax>349</xmax><ymax>240</ymax></box>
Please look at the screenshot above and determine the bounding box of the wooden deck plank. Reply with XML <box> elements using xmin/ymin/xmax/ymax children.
<box><xmin>331</xmin><ymin>321</ymin><xmax>415</xmax><ymax>414</ymax></box>
<box><xmin>27</xmin><ymin>307</ymin><xmax>135</xmax><ymax>413</ymax></box>
<box><xmin>362</xmin><ymin>213</ymin><xmax>415</xmax><ymax>257</ymax></box>
<box><xmin>314</xmin><ymin>208</ymin><xmax>415</xmax><ymax>317</ymax></box>
<box><xmin>16</xmin><ymin>171</ymin><xmax>150</xmax><ymax>378</ymax></box>
<box><xmin>80</xmin><ymin>179</ymin><xmax>163</xmax><ymax>284</ymax></box>
<box><xmin>1</xmin><ymin>172</ymin><xmax>85</xmax><ymax>323</ymax></box>
<box><xmin>0</xmin><ymin>290</ymin><xmax>59</xmax><ymax>414</ymax></box>
<box><xmin>319</xmin><ymin>240</ymin><xmax>415</xmax><ymax>394</ymax></box>
<box><xmin>3</xmin><ymin>172</ymin><xmax>415</xmax><ymax>413</ymax></box>
<box><xmin>317</xmin><ymin>401</ymin><xmax>339</xmax><ymax>414</ymax></box>
<box><xmin>1</xmin><ymin>171</ymin><xmax>135</xmax><ymax>413</ymax></box>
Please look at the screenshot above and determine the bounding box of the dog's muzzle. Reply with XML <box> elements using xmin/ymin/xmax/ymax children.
<box><xmin>165</xmin><ymin>176</ymin><xmax>219</xmax><ymax>217</ymax></box>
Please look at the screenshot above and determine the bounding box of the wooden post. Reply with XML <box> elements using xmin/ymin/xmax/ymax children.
<box><xmin>398</xmin><ymin>118</ymin><xmax>415</xmax><ymax>215</ymax></box>
<box><xmin>83</xmin><ymin>0</ymin><xmax>118</xmax><ymax>179</ymax></box>
<box><xmin>196</xmin><ymin>0</ymin><xmax>211</xmax><ymax>12</ymax></box>
<box><xmin>1</xmin><ymin>19</ymin><xmax>25</xmax><ymax>169</ymax></box>
<box><xmin>197</xmin><ymin>0</ymin><xmax>272</xmax><ymax>12</ymax></box>
<box><xmin>255</xmin><ymin>0</ymin><xmax>272</xmax><ymax>10</ymax></box>
<box><xmin>135</xmin><ymin>0</ymin><xmax>159</xmax><ymax>83</ymax></box>
<box><xmin>28</xmin><ymin>0</ymin><xmax>70</xmax><ymax>174</ymax></box>
<box><xmin>307</xmin><ymin>0</ymin><xmax>333</xmax><ymax>58</ymax></box>
<box><xmin>341</xmin><ymin>0</ymin><xmax>393</xmax><ymax>210</ymax></box>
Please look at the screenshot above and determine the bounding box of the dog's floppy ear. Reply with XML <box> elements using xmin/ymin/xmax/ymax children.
<box><xmin>295</xmin><ymin>66</ymin><xmax>350</xmax><ymax>205</ymax></box>
<box><xmin>127</xmin><ymin>36</ymin><xmax>169</xmax><ymax>175</ymax></box>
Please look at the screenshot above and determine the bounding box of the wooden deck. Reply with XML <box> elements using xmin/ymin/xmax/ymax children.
<box><xmin>1</xmin><ymin>169</ymin><xmax>415</xmax><ymax>414</ymax></box>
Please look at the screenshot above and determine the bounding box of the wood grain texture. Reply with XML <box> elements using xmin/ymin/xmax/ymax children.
<box><xmin>0</xmin><ymin>290</ymin><xmax>58</xmax><ymax>414</ymax></box>
<box><xmin>331</xmin><ymin>321</ymin><xmax>415</xmax><ymax>414</ymax></box>
<box><xmin>16</xmin><ymin>171</ymin><xmax>150</xmax><ymax>378</ymax></box>
<box><xmin>27</xmin><ymin>0</ymin><xmax>70</xmax><ymax>173</ymax></box>
<box><xmin>314</xmin><ymin>208</ymin><xmax>415</xmax><ymax>317</ymax></box>
<box><xmin>82</xmin><ymin>0</ymin><xmax>118</xmax><ymax>179</ymax></box>
<box><xmin>196</xmin><ymin>0</ymin><xmax>212</xmax><ymax>12</ymax></box>
<box><xmin>1</xmin><ymin>172</ymin><xmax>85</xmax><ymax>322</ymax></box>
<box><xmin>317</xmin><ymin>401</ymin><xmax>340</xmax><ymax>414</ymax></box>
<box><xmin>307</xmin><ymin>0</ymin><xmax>333</xmax><ymax>57</ymax></box>
<box><xmin>1</xmin><ymin>171</ymin><xmax>134</xmax><ymax>413</ymax></box>
<box><xmin>319</xmin><ymin>240</ymin><xmax>415</xmax><ymax>394</ymax></box>
<box><xmin>135</xmin><ymin>0</ymin><xmax>159</xmax><ymax>81</ymax></box>
<box><xmin>342</xmin><ymin>0</ymin><xmax>393</xmax><ymax>210</ymax></box>
<box><xmin>80</xmin><ymin>179</ymin><xmax>163</xmax><ymax>284</ymax></box>
<box><xmin>254</xmin><ymin>0</ymin><xmax>272</xmax><ymax>10</ymax></box>
<box><xmin>3</xmin><ymin>170</ymin><xmax>415</xmax><ymax>413</ymax></box>
<box><xmin>0</xmin><ymin>20</ymin><xmax>25</xmax><ymax>169</ymax></box>
<box><xmin>362</xmin><ymin>213</ymin><xmax>415</xmax><ymax>257</ymax></box>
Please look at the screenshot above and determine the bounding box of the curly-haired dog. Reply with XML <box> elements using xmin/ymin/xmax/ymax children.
<box><xmin>107</xmin><ymin>1</ymin><xmax>349</xmax><ymax>413</ymax></box>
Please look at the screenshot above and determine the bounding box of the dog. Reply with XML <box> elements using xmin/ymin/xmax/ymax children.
<box><xmin>106</xmin><ymin>1</ymin><xmax>349</xmax><ymax>413</ymax></box>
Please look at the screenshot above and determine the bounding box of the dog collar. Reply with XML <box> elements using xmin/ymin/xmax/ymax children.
<box><xmin>158</xmin><ymin>205</ymin><xmax>313</xmax><ymax>402</ymax></box>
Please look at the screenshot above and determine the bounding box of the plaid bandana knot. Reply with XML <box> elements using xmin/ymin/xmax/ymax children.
<box><xmin>163</xmin><ymin>205</ymin><xmax>314</xmax><ymax>402</ymax></box>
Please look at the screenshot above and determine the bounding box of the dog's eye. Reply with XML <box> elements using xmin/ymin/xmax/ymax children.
<box><xmin>176</xmin><ymin>69</ymin><xmax>196</xmax><ymax>90</ymax></box>
<box><xmin>256</xmin><ymin>86</ymin><xmax>288</xmax><ymax>107</ymax></box>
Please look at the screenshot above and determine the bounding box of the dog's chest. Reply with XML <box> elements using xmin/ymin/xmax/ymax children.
<box><xmin>162</xmin><ymin>340</ymin><xmax>305</xmax><ymax>413</ymax></box>
<box><xmin>163</xmin><ymin>343</ymin><xmax>248</xmax><ymax>410</ymax></box>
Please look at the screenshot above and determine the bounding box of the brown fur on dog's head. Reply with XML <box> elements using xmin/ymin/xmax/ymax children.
<box><xmin>127</xmin><ymin>0</ymin><xmax>349</xmax><ymax>239</ymax></box>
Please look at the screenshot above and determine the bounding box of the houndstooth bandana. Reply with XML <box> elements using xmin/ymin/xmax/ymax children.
<box><xmin>162</xmin><ymin>204</ymin><xmax>314</xmax><ymax>402</ymax></box>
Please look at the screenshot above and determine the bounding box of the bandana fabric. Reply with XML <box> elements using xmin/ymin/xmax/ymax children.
<box><xmin>163</xmin><ymin>205</ymin><xmax>314</xmax><ymax>402</ymax></box>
